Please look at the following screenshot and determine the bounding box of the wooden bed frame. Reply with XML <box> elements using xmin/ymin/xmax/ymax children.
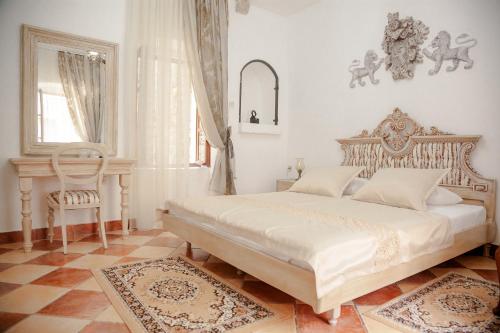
<box><xmin>162</xmin><ymin>108</ymin><xmax>496</xmax><ymax>325</ymax></box>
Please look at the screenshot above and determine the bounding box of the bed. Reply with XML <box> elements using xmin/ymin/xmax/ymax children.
<box><xmin>163</xmin><ymin>108</ymin><xmax>496</xmax><ymax>324</ymax></box>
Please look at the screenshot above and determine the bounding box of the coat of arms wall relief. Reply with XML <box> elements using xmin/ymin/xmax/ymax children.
<box><xmin>381</xmin><ymin>12</ymin><xmax>429</xmax><ymax>80</ymax></box>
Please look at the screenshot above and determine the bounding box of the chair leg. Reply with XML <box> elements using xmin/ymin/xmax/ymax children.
<box><xmin>60</xmin><ymin>207</ymin><xmax>68</xmax><ymax>254</ymax></box>
<box><xmin>97</xmin><ymin>207</ymin><xmax>108</xmax><ymax>249</ymax></box>
<box><xmin>47</xmin><ymin>207</ymin><xmax>55</xmax><ymax>243</ymax></box>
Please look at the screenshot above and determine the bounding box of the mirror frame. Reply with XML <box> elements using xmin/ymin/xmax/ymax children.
<box><xmin>21</xmin><ymin>25</ymin><xmax>118</xmax><ymax>155</ymax></box>
<box><xmin>238</xmin><ymin>59</ymin><xmax>279</xmax><ymax>125</ymax></box>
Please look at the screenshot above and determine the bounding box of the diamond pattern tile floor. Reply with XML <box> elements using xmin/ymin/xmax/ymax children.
<box><xmin>79</xmin><ymin>321</ymin><xmax>130</xmax><ymax>333</ymax></box>
<box><xmin>54</xmin><ymin>242</ymin><xmax>102</xmax><ymax>254</ymax></box>
<box><xmin>6</xmin><ymin>314</ymin><xmax>90</xmax><ymax>333</ymax></box>
<box><xmin>144</xmin><ymin>235</ymin><xmax>184</xmax><ymax>248</ymax></box>
<box><xmin>0</xmin><ymin>312</ymin><xmax>28</xmax><ymax>332</ymax></box>
<box><xmin>0</xmin><ymin>284</ymin><xmax>69</xmax><ymax>314</ymax></box>
<box><xmin>455</xmin><ymin>255</ymin><xmax>497</xmax><ymax>270</ymax></box>
<box><xmin>32</xmin><ymin>240</ymin><xmax>64</xmax><ymax>251</ymax></box>
<box><xmin>0</xmin><ymin>263</ymin><xmax>15</xmax><ymax>272</ymax></box>
<box><xmin>39</xmin><ymin>290</ymin><xmax>110</xmax><ymax>319</ymax></box>
<box><xmin>0</xmin><ymin>282</ymin><xmax>21</xmax><ymax>297</ymax></box>
<box><xmin>63</xmin><ymin>254</ymin><xmax>121</xmax><ymax>270</ymax></box>
<box><xmin>0</xmin><ymin>264</ymin><xmax>57</xmax><ymax>284</ymax></box>
<box><xmin>295</xmin><ymin>304</ymin><xmax>365</xmax><ymax>333</ymax></box>
<box><xmin>94</xmin><ymin>305</ymin><xmax>123</xmax><ymax>323</ymax></box>
<box><xmin>79</xmin><ymin>234</ymin><xmax>122</xmax><ymax>243</ymax></box>
<box><xmin>0</xmin><ymin>229</ymin><xmax>497</xmax><ymax>332</ymax></box>
<box><xmin>90</xmin><ymin>244</ymin><xmax>139</xmax><ymax>257</ymax></box>
<box><xmin>31</xmin><ymin>268</ymin><xmax>93</xmax><ymax>288</ymax></box>
<box><xmin>74</xmin><ymin>277</ymin><xmax>102</xmax><ymax>292</ymax></box>
<box><xmin>126</xmin><ymin>245</ymin><xmax>175</xmax><ymax>258</ymax></box>
<box><xmin>396</xmin><ymin>270</ymin><xmax>436</xmax><ymax>293</ymax></box>
<box><xmin>108</xmin><ymin>236</ymin><xmax>154</xmax><ymax>246</ymax></box>
<box><xmin>0</xmin><ymin>249</ymin><xmax>48</xmax><ymax>264</ymax></box>
<box><xmin>26</xmin><ymin>252</ymin><xmax>84</xmax><ymax>266</ymax></box>
<box><xmin>353</xmin><ymin>284</ymin><xmax>403</xmax><ymax>306</ymax></box>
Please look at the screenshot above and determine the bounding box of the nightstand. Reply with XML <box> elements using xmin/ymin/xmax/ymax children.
<box><xmin>276</xmin><ymin>179</ymin><xmax>296</xmax><ymax>191</ymax></box>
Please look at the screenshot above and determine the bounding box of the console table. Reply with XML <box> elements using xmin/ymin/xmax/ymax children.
<box><xmin>9</xmin><ymin>157</ymin><xmax>135</xmax><ymax>253</ymax></box>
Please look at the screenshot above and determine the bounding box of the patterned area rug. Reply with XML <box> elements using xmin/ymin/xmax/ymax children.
<box><xmin>367</xmin><ymin>272</ymin><xmax>500</xmax><ymax>333</ymax></box>
<box><xmin>93</xmin><ymin>256</ymin><xmax>279</xmax><ymax>333</ymax></box>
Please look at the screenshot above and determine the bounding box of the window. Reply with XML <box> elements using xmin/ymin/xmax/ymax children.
<box><xmin>135</xmin><ymin>47</ymin><xmax>210</xmax><ymax>167</ymax></box>
<box><xmin>189</xmin><ymin>92</ymin><xmax>211</xmax><ymax>167</ymax></box>
<box><xmin>37</xmin><ymin>90</ymin><xmax>82</xmax><ymax>143</ymax></box>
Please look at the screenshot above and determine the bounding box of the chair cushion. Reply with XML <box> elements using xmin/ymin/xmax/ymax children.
<box><xmin>48</xmin><ymin>190</ymin><xmax>100</xmax><ymax>205</ymax></box>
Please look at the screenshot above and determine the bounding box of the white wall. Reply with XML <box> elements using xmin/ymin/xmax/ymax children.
<box><xmin>0</xmin><ymin>0</ymin><xmax>127</xmax><ymax>232</ymax></box>
<box><xmin>228</xmin><ymin>3</ymin><xmax>290</xmax><ymax>194</ymax></box>
<box><xmin>286</xmin><ymin>0</ymin><xmax>500</xmax><ymax>241</ymax></box>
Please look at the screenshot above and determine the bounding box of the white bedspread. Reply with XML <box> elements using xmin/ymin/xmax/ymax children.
<box><xmin>169</xmin><ymin>192</ymin><xmax>453</xmax><ymax>298</ymax></box>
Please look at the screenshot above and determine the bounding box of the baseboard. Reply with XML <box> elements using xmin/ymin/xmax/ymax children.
<box><xmin>0</xmin><ymin>220</ymin><xmax>126</xmax><ymax>244</ymax></box>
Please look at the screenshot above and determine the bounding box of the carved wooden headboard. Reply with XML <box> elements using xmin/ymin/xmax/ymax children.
<box><xmin>337</xmin><ymin>108</ymin><xmax>496</xmax><ymax>237</ymax></box>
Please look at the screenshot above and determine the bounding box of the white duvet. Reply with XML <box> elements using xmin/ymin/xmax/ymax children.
<box><xmin>169</xmin><ymin>192</ymin><xmax>453</xmax><ymax>298</ymax></box>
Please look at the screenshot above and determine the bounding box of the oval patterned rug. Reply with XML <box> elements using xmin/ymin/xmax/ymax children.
<box><xmin>93</xmin><ymin>256</ymin><xmax>281</xmax><ymax>332</ymax></box>
<box><xmin>367</xmin><ymin>272</ymin><xmax>500</xmax><ymax>333</ymax></box>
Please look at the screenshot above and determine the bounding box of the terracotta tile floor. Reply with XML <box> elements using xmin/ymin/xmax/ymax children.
<box><xmin>0</xmin><ymin>228</ymin><xmax>497</xmax><ymax>332</ymax></box>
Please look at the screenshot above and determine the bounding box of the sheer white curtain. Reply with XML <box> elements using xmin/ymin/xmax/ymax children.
<box><xmin>125</xmin><ymin>0</ymin><xmax>196</xmax><ymax>228</ymax></box>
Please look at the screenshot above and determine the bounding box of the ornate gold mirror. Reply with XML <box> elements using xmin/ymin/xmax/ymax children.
<box><xmin>21</xmin><ymin>25</ymin><xmax>118</xmax><ymax>155</ymax></box>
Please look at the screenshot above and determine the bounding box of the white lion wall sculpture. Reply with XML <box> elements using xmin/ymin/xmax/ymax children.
<box><xmin>348</xmin><ymin>50</ymin><xmax>384</xmax><ymax>88</ymax></box>
<box><xmin>423</xmin><ymin>31</ymin><xmax>477</xmax><ymax>75</ymax></box>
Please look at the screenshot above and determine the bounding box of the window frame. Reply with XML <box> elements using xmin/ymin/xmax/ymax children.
<box><xmin>189</xmin><ymin>111</ymin><xmax>211</xmax><ymax>167</ymax></box>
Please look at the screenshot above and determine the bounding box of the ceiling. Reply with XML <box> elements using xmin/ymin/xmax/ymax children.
<box><xmin>250</xmin><ymin>0</ymin><xmax>321</xmax><ymax>16</ymax></box>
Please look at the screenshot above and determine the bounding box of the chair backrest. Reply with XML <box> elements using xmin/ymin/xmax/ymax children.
<box><xmin>51</xmin><ymin>143</ymin><xmax>108</xmax><ymax>188</ymax></box>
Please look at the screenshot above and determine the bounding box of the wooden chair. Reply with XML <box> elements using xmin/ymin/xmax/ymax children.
<box><xmin>47</xmin><ymin>143</ymin><xmax>108</xmax><ymax>254</ymax></box>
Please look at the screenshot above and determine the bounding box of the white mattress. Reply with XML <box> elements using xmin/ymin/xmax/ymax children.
<box><xmin>172</xmin><ymin>201</ymin><xmax>486</xmax><ymax>271</ymax></box>
<box><xmin>428</xmin><ymin>204</ymin><xmax>486</xmax><ymax>233</ymax></box>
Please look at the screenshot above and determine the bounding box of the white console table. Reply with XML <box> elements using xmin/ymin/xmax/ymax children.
<box><xmin>9</xmin><ymin>157</ymin><xmax>135</xmax><ymax>253</ymax></box>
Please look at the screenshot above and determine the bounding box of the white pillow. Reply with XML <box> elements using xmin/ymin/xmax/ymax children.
<box><xmin>427</xmin><ymin>186</ymin><xmax>463</xmax><ymax>205</ymax></box>
<box><xmin>288</xmin><ymin>166</ymin><xmax>364</xmax><ymax>198</ymax></box>
<box><xmin>352</xmin><ymin>168</ymin><xmax>450</xmax><ymax>211</ymax></box>
<box><xmin>343</xmin><ymin>177</ymin><xmax>368</xmax><ymax>195</ymax></box>
<box><xmin>344</xmin><ymin>178</ymin><xmax>461</xmax><ymax>205</ymax></box>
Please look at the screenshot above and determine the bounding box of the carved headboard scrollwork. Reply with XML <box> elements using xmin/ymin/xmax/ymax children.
<box><xmin>337</xmin><ymin>108</ymin><xmax>496</xmax><ymax>237</ymax></box>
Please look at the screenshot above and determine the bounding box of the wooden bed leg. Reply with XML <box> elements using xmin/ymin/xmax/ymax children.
<box><xmin>186</xmin><ymin>242</ymin><xmax>192</xmax><ymax>257</ymax></box>
<box><xmin>494</xmin><ymin>246</ymin><xmax>500</xmax><ymax>316</ymax></box>
<box><xmin>483</xmin><ymin>244</ymin><xmax>492</xmax><ymax>257</ymax></box>
<box><xmin>326</xmin><ymin>305</ymin><xmax>341</xmax><ymax>325</ymax></box>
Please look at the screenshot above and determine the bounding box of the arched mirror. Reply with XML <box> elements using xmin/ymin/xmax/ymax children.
<box><xmin>239</xmin><ymin>59</ymin><xmax>279</xmax><ymax>134</ymax></box>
